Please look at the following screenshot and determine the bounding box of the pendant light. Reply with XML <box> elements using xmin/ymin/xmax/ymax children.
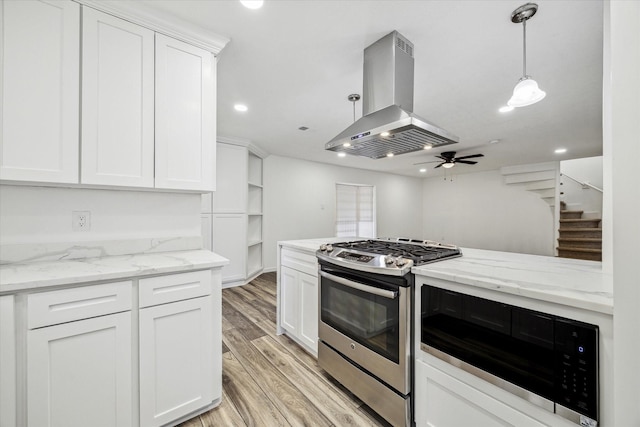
<box><xmin>507</xmin><ymin>3</ymin><xmax>546</xmax><ymax>108</ymax></box>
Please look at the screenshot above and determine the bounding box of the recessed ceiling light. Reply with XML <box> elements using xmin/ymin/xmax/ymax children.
<box><xmin>489</xmin><ymin>139</ymin><xmax>501</xmax><ymax>144</ymax></box>
<box><xmin>499</xmin><ymin>105</ymin><xmax>514</xmax><ymax>113</ymax></box>
<box><xmin>240</xmin><ymin>0</ymin><xmax>263</xmax><ymax>9</ymax></box>
<box><xmin>555</xmin><ymin>148</ymin><xmax>567</xmax><ymax>154</ymax></box>
<box><xmin>386</xmin><ymin>153</ymin><xmax>394</xmax><ymax>158</ymax></box>
<box><xmin>419</xmin><ymin>168</ymin><xmax>427</xmax><ymax>173</ymax></box>
<box><xmin>381</xmin><ymin>132</ymin><xmax>390</xmax><ymax>137</ymax></box>
<box><xmin>234</xmin><ymin>104</ymin><xmax>248</xmax><ymax>112</ymax></box>
<box><xmin>423</xmin><ymin>145</ymin><xmax>432</xmax><ymax>150</ymax></box>
<box><xmin>337</xmin><ymin>152</ymin><xmax>346</xmax><ymax>158</ymax></box>
<box><xmin>343</xmin><ymin>142</ymin><xmax>351</xmax><ymax>147</ymax></box>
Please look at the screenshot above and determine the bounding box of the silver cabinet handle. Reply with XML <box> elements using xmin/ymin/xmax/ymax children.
<box><xmin>319</xmin><ymin>271</ymin><xmax>398</xmax><ymax>300</ymax></box>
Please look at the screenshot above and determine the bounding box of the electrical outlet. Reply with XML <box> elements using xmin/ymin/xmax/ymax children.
<box><xmin>72</xmin><ymin>211</ymin><xmax>91</xmax><ymax>232</ymax></box>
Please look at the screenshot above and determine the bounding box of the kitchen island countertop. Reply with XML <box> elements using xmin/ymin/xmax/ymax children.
<box><xmin>278</xmin><ymin>237</ymin><xmax>355</xmax><ymax>254</ymax></box>
<box><xmin>278</xmin><ymin>238</ymin><xmax>613</xmax><ymax>315</ymax></box>
<box><xmin>413</xmin><ymin>247</ymin><xmax>612</xmax><ymax>315</ymax></box>
<box><xmin>0</xmin><ymin>249</ymin><xmax>229</xmax><ymax>293</ymax></box>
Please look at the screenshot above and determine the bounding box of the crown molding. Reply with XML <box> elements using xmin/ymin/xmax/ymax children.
<box><xmin>218</xmin><ymin>136</ymin><xmax>270</xmax><ymax>159</ymax></box>
<box><xmin>74</xmin><ymin>0</ymin><xmax>229</xmax><ymax>55</ymax></box>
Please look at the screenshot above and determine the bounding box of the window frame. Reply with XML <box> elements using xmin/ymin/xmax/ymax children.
<box><xmin>335</xmin><ymin>182</ymin><xmax>377</xmax><ymax>238</ymax></box>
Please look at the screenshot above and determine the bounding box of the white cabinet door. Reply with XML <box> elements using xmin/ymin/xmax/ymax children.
<box><xmin>1</xmin><ymin>0</ymin><xmax>79</xmax><ymax>183</ymax></box>
<box><xmin>280</xmin><ymin>265</ymin><xmax>299</xmax><ymax>335</ymax></box>
<box><xmin>415</xmin><ymin>359</ymin><xmax>546</xmax><ymax>427</ymax></box>
<box><xmin>299</xmin><ymin>271</ymin><xmax>318</xmax><ymax>352</ymax></box>
<box><xmin>155</xmin><ymin>34</ymin><xmax>215</xmax><ymax>191</ymax></box>
<box><xmin>0</xmin><ymin>296</ymin><xmax>16</xmax><ymax>427</ymax></box>
<box><xmin>27</xmin><ymin>312</ymin><xmax>132</xmax><ymax>427</ymax></box>
<box><xmin>139</xmin><ymin>297</ymin><xmax>214</xmax><ymax>427</ymax></box>
<box><xmin>81</xmin><ymin>7</ymin><xmax>154</xmax><ymax>187</ymax></box>
<box><xmin>212</xmin><ymin>214</ymin><xmax>247</xmax><ymax>283</ymax></box>
<box><xmin>214</xmin><ymin>143</ymin><xmax>247</xmax><ymax>213</ymax></box>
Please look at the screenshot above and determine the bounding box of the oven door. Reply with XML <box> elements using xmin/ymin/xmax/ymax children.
<box><xmin>318</xmin><ymin>266</ymin><xmax>411</xmax><ymax>395</ymax></box>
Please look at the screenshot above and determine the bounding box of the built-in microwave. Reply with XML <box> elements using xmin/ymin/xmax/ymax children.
<box><xmin>421</xmin><ymin>285</ymin><xmax>599</xmax><ymax>425</ymax></box>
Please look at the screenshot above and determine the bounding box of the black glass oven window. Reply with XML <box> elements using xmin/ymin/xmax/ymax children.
<box><xmin>421</xmin><ymin>286</ymin><xmax>555</xmax><ymax>400</ymax></box>
<box><xmin>321</xmin><ymin>277</ymin><xmax>400</xmax><ymax>363</ymax></box>
<box><xmin>421</xmin><ymin>285</ymin><xmax>600</xmax><ymax>421</ymax></box>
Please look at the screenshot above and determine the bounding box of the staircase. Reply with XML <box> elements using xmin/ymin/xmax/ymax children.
<box><xmin>557</xmin><ymin>201</ymin><xmax>602</xmax><ymax>261</ymax></box>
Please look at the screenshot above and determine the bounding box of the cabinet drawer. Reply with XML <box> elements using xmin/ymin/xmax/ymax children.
<box><xmin>28</xmin><ymin>281</ymin><xmax>132</xmax><ymax>329</ymax></box>
<box><xmin>281</xmin><ymin>248</ymin><xmax>318</xmax><ymax>276</ymax></box>
<box><xmin>139</xmin><ymin>270</ymin><xmax>211</xmax><ymax>308</ymax></box>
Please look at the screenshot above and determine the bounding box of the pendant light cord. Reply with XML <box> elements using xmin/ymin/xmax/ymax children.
<box><xmin>522</xmin><ymin>20</ymin><xmax>527</xmax><ymax>77</ymax></box>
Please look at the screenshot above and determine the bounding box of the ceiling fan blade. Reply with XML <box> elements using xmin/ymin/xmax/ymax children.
<box><xmin>456</xmin><ymin>160</ymin><xmax>478</xmax><ymax>165</ymax></box>
<box><xmin>455</xmin><ymin>154</ymin><xmax>484</xmax><ymax>160</ymax></box>
<box><xmin>413</xmin><ymin>160</ymin><xmax>442</xmax><ymax>165</ymax></box>
<box><xmin>435</xmin><ymin>156</ymin><xmax>449</xmax><ymax>161</ymax></box>
<box><xmin>434</xmin><ymin>163</ymin><xmax>444</xmax><ymax>169</ymax></box>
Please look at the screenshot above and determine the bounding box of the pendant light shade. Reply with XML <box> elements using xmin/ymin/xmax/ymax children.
<box><xmin>508</xmin><ymin>76</ymin><xmax>546</xmax><ymax>107</ymax></box>
<box><xmin>508</xmin><ymin>3</ymin><xmax>545</xmax><ymax>108</ymax></box>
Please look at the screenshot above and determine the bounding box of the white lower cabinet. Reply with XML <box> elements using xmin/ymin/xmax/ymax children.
<box><xmin>212</xmin><ymin>214</ymin><xmax>246</xmax><ymax>284</ymax></box>
<box><xmin>8</xmin><ymin>269</ymin><xmax>221</xmax><ymax>427</ymax></box>
<box><xmin>415</xmin><ymin>358</ymin><xmax>546</xmax><ymax>427</ymax></box>
<box><xmin>139</xmin><ymin>296</ymin><xmax>214</xmax><ymax>427</ymax></box>
<box><xmin>27</xmin><ymin>312</ymin><xmax>133</xmax><ymax>427</ymax></box>
<box><xmin>0</xmin><ymin>295</ymin><xmax>16</xmax><ymax>427</ymax></box>
<box><xmin>280</xmin><ymin>265</ymin><xmax>299</xmax><ymax>335</ymax></box>
<box><xmin>278</xmin><ymin>247</ymin><xmax>319</xmax><ymax>355</ymax></box>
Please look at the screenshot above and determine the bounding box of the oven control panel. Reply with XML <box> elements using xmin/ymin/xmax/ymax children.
<box><xmin>336</xmin><ymin>251</ymin><xmax>374</xmax><ymax>263</ymax></box>
<box><xmin>554</xmin><ymin>319</ymin><xmax>599</xmax><ymax>421</ymax></box>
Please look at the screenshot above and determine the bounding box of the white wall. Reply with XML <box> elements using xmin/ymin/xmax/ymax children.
<box><xmin>0</xmin><ymin>185</ymin><xmax>202</xmax><ymax>263</ymax></box>
<box><xmin>263</xmin><ymin>155</ymin><xmax>424</xmax><ymax>270</ymax></box>
<box><xmin>422</xmin><ymin>170</ymin><xmax>554</xmax><ymax>256</ymax></box>
<box><xmin>560</xmin><ymin>156</ymin><xmax>603</xmax><ymax>216</ymax></box>
<box><xmin>606</xmin><ymin>0</ymin><xmax>640</xmax><ymax>423</ymax></box>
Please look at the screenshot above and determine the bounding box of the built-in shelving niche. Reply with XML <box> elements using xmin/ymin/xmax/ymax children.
<box><xmin>246</xmin><ymin>151</ymin><xmax>263</xmax><ymax>279</ymax></box>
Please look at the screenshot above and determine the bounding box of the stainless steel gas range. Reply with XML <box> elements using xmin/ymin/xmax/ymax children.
<box><xmin>316</xmin><ymin>238</ymin><xmax>461</xmax><ymax>427</ymax></box>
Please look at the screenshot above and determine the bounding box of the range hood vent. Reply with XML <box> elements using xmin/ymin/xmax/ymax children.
<box><xmin>326</xmin><ymin>31</ymin><xmax>459</xmax><ymax>159</ymax></box>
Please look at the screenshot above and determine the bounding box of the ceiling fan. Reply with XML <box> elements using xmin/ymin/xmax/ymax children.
<box><xmin>415</xmin><ymin>151</ymin><xmax>484</xmax><ymax>169</ymax></box>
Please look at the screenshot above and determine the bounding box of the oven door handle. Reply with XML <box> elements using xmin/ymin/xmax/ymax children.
<box><xmin>319</xmin><ymin>271</ymin><xmax>398</xmax><ymax>300</ymax></box>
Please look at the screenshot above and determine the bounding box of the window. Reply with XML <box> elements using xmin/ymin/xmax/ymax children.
<box><xmin>336</xmin><ymin>183</ymin><xmax>376</xmax><ymax>238</ymax></box>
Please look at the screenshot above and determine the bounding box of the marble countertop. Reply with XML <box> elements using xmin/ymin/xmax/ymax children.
<box><xmin>278</xmin><ymin>237</ymin><xmax>353</xmax><ymax>254</ymax></box>
<box><xmin>412</xmin><ymin>248</ymin><xmax>613</xmax><ymax>315</ymax></box>
<box><xmin>277</xmin><ymin>238</ymin><xmax>613</xmax><ymax>315</ymax></box>
<box><xmin>0</xmin><ymin>249</ymin><xmax>229</xmax><ymax>293</ymax></box>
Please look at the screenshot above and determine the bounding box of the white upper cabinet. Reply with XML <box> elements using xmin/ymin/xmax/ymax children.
<box><xmin>1</xmin><ymin>1</ymin><xmax>225</xmax><ymax>191</ymax></box>
<box><xmin>155</xmin><ymin>34</ymin><xmax>216</xmax><ymax>191</ymax></box>
<box><xmin>81</xmin><ymin>8</ymin><xmax>155</xmax><ymax>187</ymax></box>
<box><xmin>1</xmin><ymin>0</ymin><xmax>80</xmax><ymax>183</ymax></box>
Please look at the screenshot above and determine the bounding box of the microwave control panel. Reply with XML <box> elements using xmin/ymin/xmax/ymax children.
<box><xmin>554</xmin><ymin>319</ymin><xmax>599</xmax><ymax>421</ymax></box>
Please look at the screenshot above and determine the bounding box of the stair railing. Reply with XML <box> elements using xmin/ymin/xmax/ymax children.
<box><xmin>560</xmin><ymin>173</ymin><xmax>603</xmax><ymax>193</ymax></box>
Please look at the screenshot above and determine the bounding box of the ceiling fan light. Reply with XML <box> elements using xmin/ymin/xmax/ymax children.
<box><xmin>442</xmin><ymin>162</ymin><xmax>455</xmax><ymax>169</ymax></box>
<box><xmin>507</xmin><ymin>77</ymin><xmax>546</xmax><ymax>107</ymax></box>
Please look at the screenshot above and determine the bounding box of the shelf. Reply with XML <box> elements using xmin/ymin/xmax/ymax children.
<box><xmin>247</xmin><ymin>243</ymin><xmax>263</xmax><ymax>277</ymax></box>
<box><xmin>248</xmin><ymin>240</ymin><xmax>263</xmax><ymax>247</ymax></box>
<box><xmin>248</xmin><ymin>215</ymin><xmax>262</xmax><ymax>243</ymax></box>
<box><xmin>248</xmin><ymin>185</ymin><xmax>262</xmax><ymax>214</ymax></box>
<box><xmin>248</xmin><ymin>182</ymin><xmax>263</xmax><ymax>189</ymax></box>
<box><xmin>248</xmin><ymin>152</ymin><xmax>263</xmax><ymax>186</ymax></box>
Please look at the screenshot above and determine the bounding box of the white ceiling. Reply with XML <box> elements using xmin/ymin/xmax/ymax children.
<box><xmin>139</xmin><ymin>0</ymin><xmax>603</xmax><ymax>177</ymax></box>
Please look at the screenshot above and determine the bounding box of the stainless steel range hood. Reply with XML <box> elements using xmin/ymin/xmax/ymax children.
<box><xmin>326</xmin><ymin>31</ymin><xmax>459</xmax><ymax>159</ymax></box>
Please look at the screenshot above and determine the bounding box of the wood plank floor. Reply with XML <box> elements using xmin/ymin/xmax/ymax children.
<box><xmin>179</xmin><ymin>272</ymin><xmax>390</xmax><ymax>427</ymax></box>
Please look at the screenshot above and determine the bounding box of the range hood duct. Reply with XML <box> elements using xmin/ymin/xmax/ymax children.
<box><xmin>326</xmin><ymin>31</ymin><xmax>459</xmax><ymax>159</ymax></box>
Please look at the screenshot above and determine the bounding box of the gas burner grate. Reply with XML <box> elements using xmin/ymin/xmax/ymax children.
<box><xmin>332</xmin><ymin>239</ymin><xmax>461</xmax><ymax>266</ymax></box>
